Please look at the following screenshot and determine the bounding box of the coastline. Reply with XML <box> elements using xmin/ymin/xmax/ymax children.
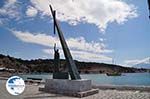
<box><xmin>1</xmin><ymin>72</ymin><xmax>150</xmax><ymax>86</ymax></box>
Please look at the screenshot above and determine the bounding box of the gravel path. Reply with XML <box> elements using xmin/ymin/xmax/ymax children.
<box><xmin>0</xmin><ymin>80</ymin><xmax>150</xmax><ymax>99</ymax></box>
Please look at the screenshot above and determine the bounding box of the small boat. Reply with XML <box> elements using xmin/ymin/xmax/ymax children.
<box><xmin>106</xmin><ymin>72</ymin><xmax>121</xmax><ymax>76</ymax></box>
<box><xmin>27</xmin><ymin>77</ymin><xmax>42</xmax><ymax>80</ymax></box>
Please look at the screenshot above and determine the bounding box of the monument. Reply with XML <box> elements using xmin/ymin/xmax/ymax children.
<box><xmin>49</xmin><ymin>5</ymin><xmax>81</xmax><ymax>80</ymax></box>
<box><xmin>53</xmin><ymin>43</ymin><xmax>69</xmax><ymax>79</ymax></box>
<box><xmin>53</xmin><ymin>43</ymin><xmax>60</xmax><ymax>72</ymax></box>
<box><xmin>39</xmin><ymin>5</ymin><xmax>99</xmax><ymax>97</ymax></box>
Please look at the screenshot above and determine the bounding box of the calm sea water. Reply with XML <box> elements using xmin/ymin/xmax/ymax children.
<box><xmin>20</xmin><ymin>73</ymin><xmax>150</xmax><ymax>86</ymax></box>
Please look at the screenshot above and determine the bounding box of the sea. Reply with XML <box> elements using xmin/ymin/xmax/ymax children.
<box><xmin>19</xmin><ymin>73</ymin><xmax>150</xmax><ymax>86</ymax></box>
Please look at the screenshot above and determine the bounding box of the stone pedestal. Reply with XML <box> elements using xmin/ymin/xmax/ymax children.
<box><xmin>39</xmin><ymin>79</ymin><xmax>99</xmax><ymax>97</ymax></box>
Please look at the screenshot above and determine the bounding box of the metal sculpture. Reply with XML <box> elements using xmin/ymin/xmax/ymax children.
<box><xmin>54</xmin><ymin>43</ymin><xmax>60</xmax><ymax>72</ymax></box>
<box><xmin>49</xmin><ymin>5</ymin><xmax>81</xmax><ymax>80</ymax></box>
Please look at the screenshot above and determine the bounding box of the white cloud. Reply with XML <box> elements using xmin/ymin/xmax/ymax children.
<box><xmin>30</xmin><ymin>0</ymin><xmax>137</xmax><ymax>31</ymax></box>
<box><xmin>124</xmin><ymin>59</ymin><xmax>140</xmax><ymax>66</ymax></box>
<box><xmin>124</xmin><ymin>57</ymin><xmax>150</xmax><ymax>66</ymax></box>
<box><xmin>26</xmin><ymin>6</ymin><xmax>38</xmax><ymax>17</ymax></box>
<box><xmin>43</xmin><ymin>48</ymin><xmax>112</xmax><ymax>63</ymax></box>
<box><xmin>0</xmin><ymin>0</ymin><xmax>20</xmax><ymax>24</ymax></box>
<box><xmin>12</xmin><ymin>30</ymin><xmax>57</xmax><ymax>47</ymax></box>
<box><xmin>11</xmin><ymin>30</ymin><xmax>112</xmax><ymax>63</ymax></box>
<box><xmin>99</xmin><ymin>38</ymin><xmax>106</xmax><ymax>42</ymax></box>
<box><xmin>12</xmin><ymin>30</ymin><xmax>113</xmax><ymax>53</ymax></box>
<box><xmin>4</xmin><ymin>0</ymin><xmax>17</xmax><ymax>7</ymax></box>
<box><xmin>0</xmin><ymin>20</ymin><xmax>3</xmax><ymax>25</ymax></box>
<box><xmin>0</xmin><ymin>0</ymin><xmax>19</xmax><ymax>19</ymax></box>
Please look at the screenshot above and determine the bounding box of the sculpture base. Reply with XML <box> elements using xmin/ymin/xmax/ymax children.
<box><xmin>39</xmin><ymin>79</ymin><xmax>99</xmax><ymax>98</ymax></box>
<box><xmin>53</xmin><ymin>72</ymin><xmax>69</xmax><ymax>79</ymax></box>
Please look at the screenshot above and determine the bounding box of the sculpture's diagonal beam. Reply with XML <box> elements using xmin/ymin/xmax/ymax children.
<box><xmin>49</xmin><ymin>5</ymin><xmax>81</xmax><ymax>80</ymax></box>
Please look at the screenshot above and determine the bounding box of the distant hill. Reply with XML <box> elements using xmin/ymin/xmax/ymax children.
<box><xmin>0</xmin><ymin>54</ymin><xmax>149</xmax><ymax>74</ymax></box>
<box><xmin>133</xmin><ymin>57</ymin><xmax>150</xmax><ymax>69</ymax></box>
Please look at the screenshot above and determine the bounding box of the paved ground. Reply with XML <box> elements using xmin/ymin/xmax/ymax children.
<box><xmin>0</xmin><ymin>79</ymin><xmax>150</xmax><ymax>99</ymax></box>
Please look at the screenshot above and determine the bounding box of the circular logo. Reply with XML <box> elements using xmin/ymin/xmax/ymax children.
<box><xmin>6</xmin><ymin>76</ymin><xmax>25</xmax><ymax>95</ymax></box>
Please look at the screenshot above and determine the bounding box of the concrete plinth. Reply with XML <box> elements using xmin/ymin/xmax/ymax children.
<box><xmin>39</xmin><ymin>79</ymin><xmax>99</xmax><ymax>98</ymax></box>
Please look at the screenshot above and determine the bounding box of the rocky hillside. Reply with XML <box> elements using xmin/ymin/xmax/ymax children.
<box><xmin>0</xmin><ymin>54</ymin><xmax>149</xmax><ymax>73</ymax></box>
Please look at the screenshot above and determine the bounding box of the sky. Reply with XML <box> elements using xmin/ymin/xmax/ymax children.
<box><xmin>0</xmin><ymin>0</ymin><xmax>150</xmax><ymax>67</ymax></box>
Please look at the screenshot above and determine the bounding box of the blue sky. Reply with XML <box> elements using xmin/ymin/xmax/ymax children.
<box><xmin>0</xmin><ymin>0</ymin><xmax>150</xmax><ymax>67</ymax></box>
